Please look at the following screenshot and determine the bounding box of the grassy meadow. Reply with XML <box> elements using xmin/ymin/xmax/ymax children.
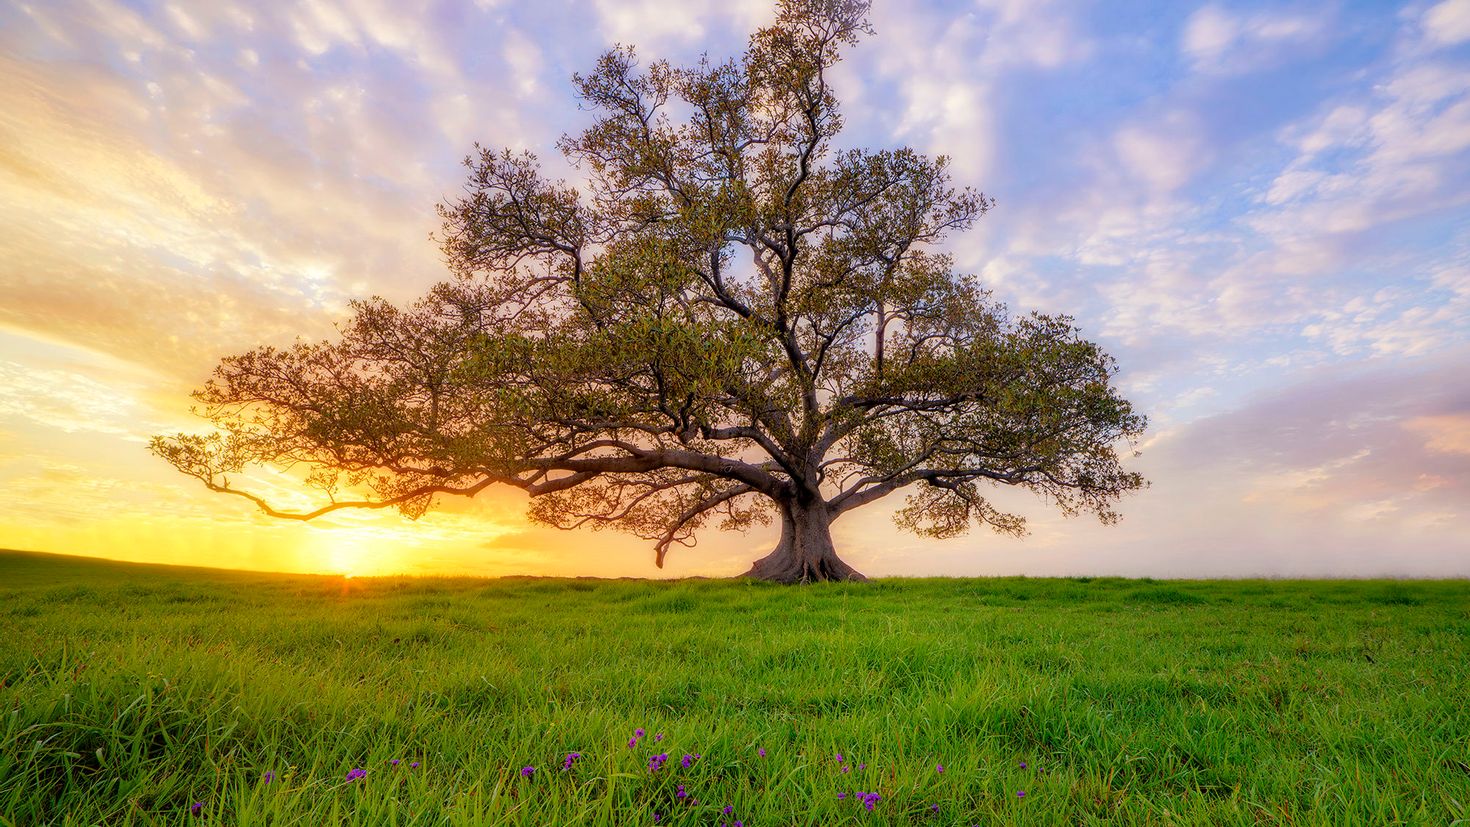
<box><xmin>1</xmin><ymin>549</ymin><xmax>1466</xmax><ymax>826</ymax></box>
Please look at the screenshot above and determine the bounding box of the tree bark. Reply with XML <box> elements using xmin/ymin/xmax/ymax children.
<box><xmin>743</xmin><ymin>498</ymin><xmax>867</xmax><ymax>583</ymax></box>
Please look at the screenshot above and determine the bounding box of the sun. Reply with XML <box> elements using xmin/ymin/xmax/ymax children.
<box><xmin>307</xmin><ymin>528</ymin><xmax>388</xmax><ymax>578</ymax></box>
<box><xmin>326</xmin><ymin>541</ymin><xmax>361</xmax><ymax>578</ymax></box>
<box><xmin>304</xmin><ymin>526</ymin><xmax>406</xmax><ymax>578</ymax></box>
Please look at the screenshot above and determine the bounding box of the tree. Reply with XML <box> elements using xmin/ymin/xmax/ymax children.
<box><xmin>151</xmin><ymin>0</ymin><xmax>1146</xmax><ymax>583</ymax></box>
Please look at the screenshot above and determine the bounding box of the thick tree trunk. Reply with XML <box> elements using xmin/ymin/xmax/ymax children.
<box><xmin>743</xmin><ymin>499</ymin><xmax>867</xmax><ymax>583</ymax></box>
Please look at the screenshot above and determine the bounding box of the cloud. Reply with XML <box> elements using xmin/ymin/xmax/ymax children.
<box><xmin>947</xmin><ymin>351</ymin><xmax>1470</xmax><ymax>577</ymax></box>
<box><xmin>1181</xmin><ymin>4</ymin><xmax>1326</xmax><ymax>75</ymax></box>
<box><xmin>1422</xmin><ymin>0</ymin><xmax>1470</xmax><ymax>46</ymax></box>
<box><xmin>0</xmin><ymin>359</ymin><xmax>144</xmax><ymax>436</ymax></box>
<box><xmin>590</xmin><ymin>0</ymin><xmax>769</xmax><ymax>48</ymax></box>
<box><xmin>1113</xmin><ymin>111</ymin><xmax>1210</xmax><ymax>195</ymax></box>
<box><xmin>1404</xmin><ymin>414</ymin><xmax>1470</xmax><ymax>456</ymax></box>
<box><xmin>840</xmin><ymin>0</ymin><xmax>1091</xmax><ymax>184</ymax></box>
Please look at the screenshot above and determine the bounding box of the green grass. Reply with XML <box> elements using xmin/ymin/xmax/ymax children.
<box><xmin>1</xmin><ymin>549</ymin><xmax>1466</xmax><ymax>826</ymax></box>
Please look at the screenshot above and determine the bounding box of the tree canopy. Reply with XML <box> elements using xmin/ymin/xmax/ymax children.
<box><xmin>151</xmin><ymin>0</ymin><xmax>1147</xmax><ymax>582</ymax></box>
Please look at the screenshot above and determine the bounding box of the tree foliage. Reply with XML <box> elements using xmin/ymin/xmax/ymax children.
<box><xmin>152</xmin><ymin>0</ymin><xmax>1146</xmax><ymax>582</ymax></box>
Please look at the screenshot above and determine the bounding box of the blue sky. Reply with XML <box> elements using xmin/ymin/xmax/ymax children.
<box><xmin>0</xmin><ymin>0</ymin><xmax>1467</xmax><ymax>577</ymax></box>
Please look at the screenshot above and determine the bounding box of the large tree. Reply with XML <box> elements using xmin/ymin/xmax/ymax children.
<box><xmin>152</xmin><ymin>0</ymin><xmax>1146</xmax><ymax>583</ymax></box>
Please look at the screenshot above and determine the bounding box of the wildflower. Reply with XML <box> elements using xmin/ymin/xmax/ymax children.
<box><xmin>681</xmin><ymin>753</ymin><xmax>698</xmax><ymax>769</ymax></box>
<box><xmin>653</xmin><ymin>814</ymin><xmax>661</xmax><ymax>824</ymax></box>
<box><xmin>635</xmin><ymin>728</ymin><xmax>645</xmax><ymax>738</ymax></box>
<box><xmin>1019</xmin><ymin>761</ymin><xmax>1027</xmax><ymax>769</ymax></box>
<box><xmin>410</xmin><ymin>761</ymin><xmax>420</xmax><ymax>769</ymax></box>
<box><xmin>930</xmin><ymin>803</ymin><xmax>940</xmax><ymax>813</ymax></box>
<box><xmin>837</xmin><ymin>792</ymin><xmax>846</xmax><ymax>800</ymax></box>
<box><xmin>757</xmin><ymin>748</ymin><xmax>766</xmax><ymax>757</ymax></box>
<box><xmin>562</xmin><ymin>752</ymin><xmax>582</xmax><ymax>770</ymax></box>
<box><xmin>1017</xmin><ymin>790</ymin><xmax>1026</xmax><ymax>798</ymax></box>
<box><xmin>936</xmin><ymin>763</ymin><xmax>944</xmax><ymax>774</ymax></box>
<box><xmin>676</xmin><ymin>785</ymin><xmax>688</xmax><ymax>800</ymax></box>
<box><xmin>858</xmin><ymin>763</ymin><xmax>866</xmax><ymax>770</ymax></box>
<box><xmin>655</xmin><ymin>733</ymin><xmax>664</xmax><ymax>742</ymax></box>
<box><xmin>346</xmin><ymin>767</ymin><xmax>366</xmax><ymax>781</ymax></box>
<box><xmin>190</xmin><ymin>802</ymin><xmax>203</xmax><ymax>815</ymax></box>
<box><xmin>835</xmin><ymin>753</ymin><xmax>844</xmax><ymax>762</ymax></box>
<box><xmin>842</xmin><ymin>765</ymin><xmax>850</xmax><ymax>773</ymax></box>
<box><xmin>262</xmin><ymin>771</ymin><xmax>275</xmax><ymax>783</ymax></box>
<box><xmin>520</xmin><ymin>766</ymin><xmax>535</xmax><ymax>778</ymax></box>
<box><xmin>648</xmin><ymin>753</ymin><xmax>669</xmax><ymax>772</ymax></box>
<box><xmin>629</xmin><ymin>738</ymin><xmax>639</xmax><ymax>748</ymax></box>
<box><xmin>389</xmin><ymin>759</ymin><xmax>400</xmax><ymax>766</ymax></box>
<box><xmin>723</xmin><ymin>805</ymin><xmax>733</xmax><ymax>815</ymax></box>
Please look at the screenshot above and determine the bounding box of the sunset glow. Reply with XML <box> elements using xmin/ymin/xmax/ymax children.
<box><xmin>2</xmin><ymin>0</ymin><xmax>1467</xmax><ymax>577</ymax></box>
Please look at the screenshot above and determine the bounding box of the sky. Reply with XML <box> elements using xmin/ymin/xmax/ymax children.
<box><xmin>1</xmin><ymin>0</ymin><xmax>1468</xmax><ymax>580</ymax></box>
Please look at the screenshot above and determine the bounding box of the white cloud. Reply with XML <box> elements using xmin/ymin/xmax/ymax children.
<box><xmin>1182</xmin><ymin>4</ymin><xmax>1325</xmax><ymax>75</ymax></box>
<box><xmin>0</xmin><ymin>360</ymin><xmax>145</xmax><ymax>436</ymax></box>
<box><xmin>847</xmin><ymin>0</ymin><xmax>1091</xmax><ymax>184</ymax></box>
<box><xmin>1254</xmin><ymin>43</ymin><xmax>1470</xmax><ymax>248</ymax></box>
<box><xmin>1423</xmin><ymin>0</ymin><xmax>1470</xmax><ymax>46</ymax></box>
<box><xmin>1114</xmin><ymin>111</ymin><xmax>1209</xmax><ymax>194</ymax></box>
<box><xmin>591</xmin><ymin>0</ymin><xmax>768</xmax><ymax>47</ymax></box>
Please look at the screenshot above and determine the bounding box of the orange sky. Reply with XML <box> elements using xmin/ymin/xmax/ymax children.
<box><xmin>2</xmin><ymin>0</ymin><xmax>1467</xmax><ymax>579</ymax></box>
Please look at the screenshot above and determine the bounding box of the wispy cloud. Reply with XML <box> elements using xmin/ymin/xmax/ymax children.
<box><xmin>1181</xmin><ymin>4</ymin><xmax>1327</xmax><ymax>75</ymax></box>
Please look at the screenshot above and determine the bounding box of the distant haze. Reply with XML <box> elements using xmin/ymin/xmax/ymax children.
<box><xmin>1</xmin><ymin>0</ymin><xmax>1467</xmax><ymax>578</ymax></box>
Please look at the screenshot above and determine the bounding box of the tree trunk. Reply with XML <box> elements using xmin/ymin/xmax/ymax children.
<box><xmin>743</xmin><ymin>498</ymin><xmax>866</xmax><ymax>583</ymax></box>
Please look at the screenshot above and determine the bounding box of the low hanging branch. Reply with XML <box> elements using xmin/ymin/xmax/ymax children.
<box><xmin>152</xmin><ymin>0</ymin><xmax>1147</xmax><ymax>582</ymax></box>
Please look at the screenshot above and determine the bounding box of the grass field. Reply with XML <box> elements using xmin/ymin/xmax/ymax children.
<box><xmin>1</xmin><ymin>549</ymin><xmax>1466</xmax><ymax>826</ymax></box>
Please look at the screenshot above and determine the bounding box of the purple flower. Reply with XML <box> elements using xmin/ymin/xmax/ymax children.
<box><xmin>655</xmin><ymin>733</ymin><xmax>663</xmax><ymax>742</ymax></box>
<box><xmin>681</xmin><ymin>753</ymin><xmax>697</xmax><ymax>769</ymax></box>
<box><xmin>648</xmin><ymin>753</ymin><xmax>669</xmax><ymax>772</ymax></box>
<box><xmin>723</xmin><ymin>805</ymin><xmax>733</xmax><ymax>814</ymax></box>
<box><xmin>841</xmin><ymin>765</ymin><xmax>850</xmax><ymax>773</ymax></box>
<box><xmin>835</xmin><ymin>753</ymin><xmax>844</xmax><ymax>762</ymax></box>
<box><xmin>189</xmin><ymin>802</ymin><xmax>203</xmax><ymax>815</ymax></box>
<box><xmin>930</xmin><ymin>803</ymin><xmax>940</xmax><ymax>813</ymax></box>
<box><xmin>1020</xmin><ymin>761</ymin><xmax>1028</xmax><ymax>769</ymax></box>
<box><xmin>635</xmin><ymin>728</ymin><xmax>645</xmax><ymax>738</ymax></box>
<box><xmin>653</xmin><ymin>814</ymin><xmax>661</xmax><ymax>824</ymax></box>
<box><xmin>629</xmin><ymin>737</ymin><xmax>639</xmax><ymax>748</ymax></box>
<box><xmin>410</xmin><ymin>761</ymin><xmax>420</xmax><ymax>769</ymax></box>
<box><xmin>757</xmin><ymin>748</ymin><xmax>766</xmax><ymax>757</ymax></box>
<box><xmin>837</xmin><ymin>792</ymin><xmax>847</xmax><ymax>800</ymax></box>
<box><xmin>262</xmin><ymin>771</ymin><xmax>275</xmax><ymax>783</ymax></box>
<box><xmin>1017</xmin><ymin>790</ymin><xmax>1026</xmax><ymax>798</ymax></box>
<box><xmin>936</xmin><ymin>763</ymin><xmax>944</xmax><ymax>774</ymax></box>
<box><xmin>562</xmin><ymin>752</ymin><xmax>582</xmax><ymax>770</ymax></box>
<box><xmin>858</xmin><ymin>763</ymin><xmax>866</xmax><ymax>770</ymax></box>
<box><xmin>346</xmin><ymin>767</ymin><xmax>366</xmax><ymax>782</ymax></box>
<box><xmin>389</xmin><ymin>759</ymin><xmax>400</xmax><ymax>766</ymax></box>
<box><xmin>676</xmin><ymin>785</ymin><xmax>688</xmax><ymax>799</ymax></box>
<box><xmin>520</xmin><ymin>766</ymin><xmax>535</xmax><ymax>778</ymax></box>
